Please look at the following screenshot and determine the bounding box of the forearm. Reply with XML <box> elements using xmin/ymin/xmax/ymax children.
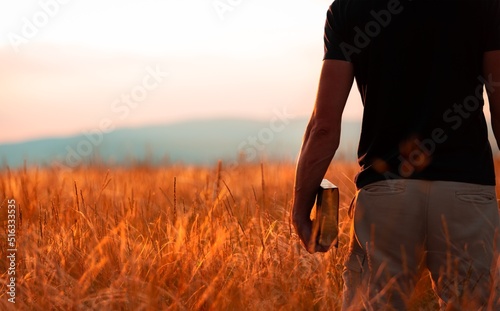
<box><xmin>491</xmin><ymin>113</ymin><xmax>500</xmax><ymax>150</ymax></box>
<box><xmin>489</xmin><ymin>84</ymin><xmax>500</xmax><ymax>149</ymax></box>
<box><xmin>293</xmin><ymin>120</ymin><xmax>340</xmax><ymax>220</ymax></box>
<box><xmin>484</xmin><ymin>51</ymin><xmax>500</xmax><ymax>150</ymax></box>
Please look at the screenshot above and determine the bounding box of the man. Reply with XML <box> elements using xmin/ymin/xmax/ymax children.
<box><xmin>292</xmin><ymin>0</ymin><xmax>500</xmax><ymax>309</ymax></box>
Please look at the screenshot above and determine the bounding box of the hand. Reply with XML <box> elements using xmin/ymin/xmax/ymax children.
<box><xmin>292</xmin><ymin>206</ymin><xmax>331</xmax><ymax>253</ymax></box>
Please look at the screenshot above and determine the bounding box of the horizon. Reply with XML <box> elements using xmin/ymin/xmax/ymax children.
<box><xmin>0</xmin><ymin>116</ymin><xmax>364</xmax><ymax>169</ymax></box>
<box><xmin>0</xmin><ymin>113</ymin><xmax>367</xmax><ymax>145</ymax></box>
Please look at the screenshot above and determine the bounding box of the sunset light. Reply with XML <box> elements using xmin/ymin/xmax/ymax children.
<box><xmin>0</xmin><ymin>0</ymin><xmax>364</xmax><ymax>144</ymax></box>
<box><xmin>1</xmin><ymin>2</ymin><xmax>499</xmax><ymax>310</ymax></box>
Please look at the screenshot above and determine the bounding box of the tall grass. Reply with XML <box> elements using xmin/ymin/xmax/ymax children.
<box><xmin>1</xmin><ymin>160</ymin><xmax>487</xmax><ymax>310</ymax></box>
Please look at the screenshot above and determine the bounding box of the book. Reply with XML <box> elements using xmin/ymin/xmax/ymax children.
<box><xmin>310</xmin><ymin>179</ymin><xmax>339</xmax><ymax>252</ymax></box>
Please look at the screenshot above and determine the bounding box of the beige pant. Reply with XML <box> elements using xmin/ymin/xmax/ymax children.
<box><xmin>342</xmin><ymin>179</ymin><xmax>500</xmax><ymax>310</ymax></box>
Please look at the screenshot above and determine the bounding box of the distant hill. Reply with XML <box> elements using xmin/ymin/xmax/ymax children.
<box><xmin>0</xmin><ymin>118</ymin><xmax>362</xmax><ymax>169</ymax></box>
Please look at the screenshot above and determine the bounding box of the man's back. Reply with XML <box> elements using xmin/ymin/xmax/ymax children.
<box><xmin>324</xmin><ymin>0</ymin><xmax>500</xmax><ymax>188</ymax></box>
<box><xmin>292</xmin><ymin>1</ymin><xmax>500</xmax><ymax>309</ymax></box>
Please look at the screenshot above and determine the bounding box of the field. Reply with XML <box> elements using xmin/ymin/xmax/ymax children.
<box><xmin>1</xmin><ymin>160</ymin><xmax>496</xmax><ymax>310</ymax></box>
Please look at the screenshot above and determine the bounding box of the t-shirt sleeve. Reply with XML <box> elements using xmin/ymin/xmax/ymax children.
<box><xmin>323</xmin><ymin>1</ymin><xmax>350</xmax><ymax>61</ymax></box>
<box><xmin>484</xmin><ymin>0</ymin><xmax>500</xmax><ymax>51</ymax></box>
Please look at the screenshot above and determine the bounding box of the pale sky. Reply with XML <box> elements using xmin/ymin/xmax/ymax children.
<box><xmin>0</xmin><ymin>0</ymin><xmax>366</xmax><ymax>143</ymax></box>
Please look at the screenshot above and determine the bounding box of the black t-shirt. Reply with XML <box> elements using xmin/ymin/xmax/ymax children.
<box><xmin>324</xmin><ymin>0</ymin><xmax>500</xmax><ymax>189</ymax></box>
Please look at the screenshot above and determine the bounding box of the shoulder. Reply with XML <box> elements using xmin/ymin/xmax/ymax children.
<box><xmin>328</xmin><ymin>0</ymin><xmax>364</xmax><ymax>17</ymax></box>
<box><xmin>327</xmin><ymin>0</ymin><xmax>367</xmax><ymax>30</ymax></box>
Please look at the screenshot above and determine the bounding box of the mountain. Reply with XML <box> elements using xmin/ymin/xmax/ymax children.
<box><xmin>0</xmin><ymin>118</ymin><xmax>362</xmax><ymax>169</ymax></box>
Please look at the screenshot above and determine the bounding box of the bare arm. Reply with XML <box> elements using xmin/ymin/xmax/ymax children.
<box><xmin>292</xmin><ymin>59</ymin><xmax>354</xmax><ymax>253</ymax></box>
<box><xmin>485</xmin><ymin>51</ymin><xmax>500</xmax><ymax>149</ymax></box>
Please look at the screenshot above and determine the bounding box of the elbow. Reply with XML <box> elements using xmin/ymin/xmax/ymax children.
<box><xmin>308</xmin><ymin>119</ymin><xmax>341</xmax><ymax>149</ymax></box>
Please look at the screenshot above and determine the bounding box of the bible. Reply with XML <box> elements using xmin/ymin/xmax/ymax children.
<box><xmin>309</xmin><ymin>179</ymin><xmax>339</xmax><ymax>252</ymax></box>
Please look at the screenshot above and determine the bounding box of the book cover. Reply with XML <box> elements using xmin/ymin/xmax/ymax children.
<box><xmin>310</xmin><ymin>179</ymin><xmax>339</xmax><ymax>252</ymax></box>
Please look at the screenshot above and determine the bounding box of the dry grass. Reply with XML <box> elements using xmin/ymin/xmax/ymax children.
<box><xmin>1</xmin><ymin>159</ymin><xmax>494</xmax><ymax>310</ymax></box>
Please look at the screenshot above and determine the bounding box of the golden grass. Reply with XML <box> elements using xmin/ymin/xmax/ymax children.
<box><xmin>1</xmin><ymin>159</ymin><xmax>496</xmax><ymax>310</ymax></box>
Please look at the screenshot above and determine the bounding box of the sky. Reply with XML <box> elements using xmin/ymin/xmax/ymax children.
<box><xmin>0</xmin><ymin>0</ymin><xmax>365</xmax><ymax>144</ymax></box>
